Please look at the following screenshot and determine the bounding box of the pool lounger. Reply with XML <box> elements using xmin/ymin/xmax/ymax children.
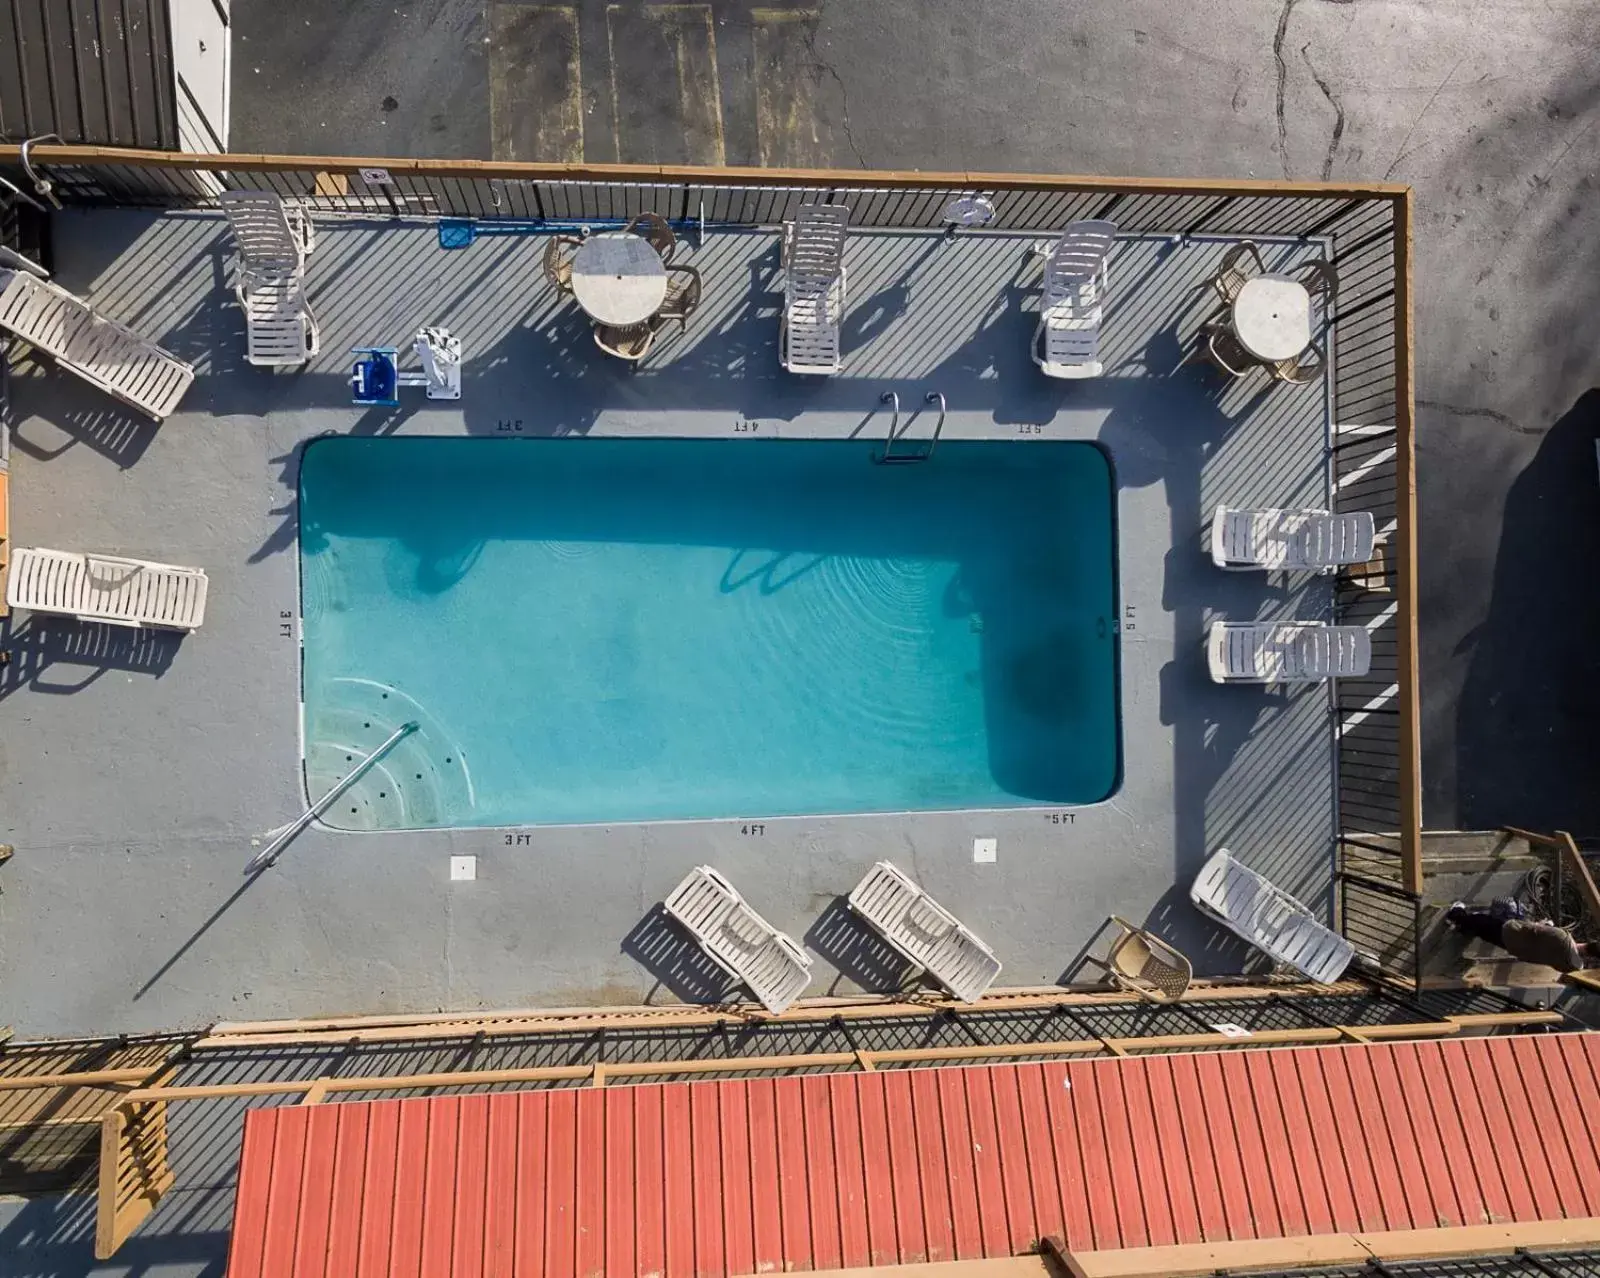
<box><xmin>1210</xmin><ymin>505</ymin><xmax>1376</xmax><ymax>571</ymax></box>
<box><xmin>1190</xmin><ymin>848</ymin><xmax>1354</xmax><ymax>983</ymax></box>
<box><xmin>6</xmin><ymin>547</ymin><xmax>208</xmax><ymax>632</ymax></box>
<box><xmin>0</xmin><ymin>268</ymin><xmax>193</xmax><ymax>421</ymax></box>
<box><xmin>1207</xmin><ymin>621</ymin><xmax>1371</xmax><ymax>683</ymax></box>
<box><xmin>663</xmin><ymin>866</ymin><xmax>812</xmax><ymax>1014</ymax></box>
<box><xmin>847</xmin><ymin>860</ymin><xmax>1002</xmax><ymax>1002</ymax></box>
<box><xmin>779</xmin><ymin>204</ymin><xmax>849</xmax><ymax>375</ymax></box>
<box><xmin>1033</xmin><ymin>219</ymin><xmax>1116</xmax><ymax>380</ymax></box>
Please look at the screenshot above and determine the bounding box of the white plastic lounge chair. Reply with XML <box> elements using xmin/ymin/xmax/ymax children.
<box><xmin>6</xmin><ymin>548</ymin><xmax>208</xmax><ymax>632</ymax></box>
<box><xmin>1034</xmin><ymin>219</ymin><xmax>1116</xmax><ymax>379</ymax></box>
<box><xmin>1190</xmin><ymin>848</ymin><xmax>1354</xmax><ymax>983</ymax></box>
<box><xmin>663</xmin><ymin>866</ymin><xmax>812</xmax><ymax>1014</ymax></box>
<box><xmin>239</xmin><ymin>274</ymin><xmax>320</xmax><ymax>367</ymax></box>
<box><xmin>846</xmin><ymin>861</ymin><xmax>1002</xmax><ymax>1002</ymax></box>
<box><xmin>218</xmin><ymin>190</ymin><xmax>314</xmax><ymax>276</ymax></box>
<box><xmin>0</xmin><ymin>270</ymin><xmax>193</xmax><ymax>420</ymax></box>
<box><xmin>779</xmin><ymin>204</ymin><xmax>849</xmax><ymax>375</ymax></box>
<box><xmin>1207</xmin><ymin>621</ymin><xmax>1371</xmax><ymax>683</ymax></box>
<box><xmin>219</xmin><ymin>191</ymin><xmax>319</xmax><ymax>367</ymax></box>
<box><xmin>1211</xmin><ymin>505</ymin><xmax>1376</xmax><ymax>572</ymax></box>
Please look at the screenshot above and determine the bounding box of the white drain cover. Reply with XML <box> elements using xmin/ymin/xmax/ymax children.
<box><xmin>449</xmin><ymin>855</ymin><xmax>477</xmax><ymax>882</ymax></box>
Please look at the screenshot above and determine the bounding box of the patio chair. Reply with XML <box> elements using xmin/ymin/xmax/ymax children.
<box><xmin>1081</xmin><ymin>916</ymin><xmax>1193</xmax><ymax>1001</ymax></box>
<box><xmin>1190</xmin><ymin>848</ymin><xmax>1355</xmax><ymax>983</ymax></box>
<box><xmin>1195</xmin><ymin>311</ymin><xmax>1257</xmax><ymax>377</ymax></box>
<box><xmin>1271</xmin><ymin>342</ymin><xmax>1327</xmax><ymax>385</ymax></box>
<box><xmin>622</xmin><ymin>211</ymin><xmax>676</xmax><ymax>262</ymax></box>
<box><xmin>1207</xmin><ymin>620</ymin><xmax>1372</xmax><ymax>683</ymax></box>
<box><xmin>594</xmin><ymin>322</ymin><xmax>654</xmax><ymax>362</ymax></box>
<box><xmin>542</xmin><ymin>234</ymin><xmax>585</xmax><ymax>294</ymax></box>
<box><xmin>1033</xmin><ymin>219</ymin><xmax>1116</xmax><ymax>379</ymax></box>
<box><xmin>218</xmin><ymin>190</ymin><xmax>314</xmax><ymax>277</ymax></box>
<box><xmin>1209</xmin><ymin>240</ymin><xmax>1265</xmax><ymax>305</ymax></box>
<box><xmin>780</xmin><ymin>204</ymin><xmax>849</xmax><ymax>375</ymax></box>
<box><xmin>6</xmin><ymin>547</ymin><xmax>208</xmax><ymax>632</ymax></box>
<box><xmin>1210</xmin><ymin>505</ymin><xmax>1376</xmax><ymax>572</ymax></box>
<box><xmin>0</xmin><ymin>269</ymin><xmax>193</xmax><ymax>420</ymax></box>
<box><xmin>846</xmin><ymin>860</ymin><xmax>1002</xmax><ymax>1002</ymax></box>
<box><xmin>1338</xmin><ymin>539</ymin><xmax>1391</xmax><ymax>595</ymax></box>
<box><xmin>662</xmin><ymin>866</ymin><xmax>812</xmax><ymax>1013</ymax></box>
<box><xmin>1293</xmin><ymin>258</ymin><xmax>1338</xmax><ymax>306</ymax></box>
<box><xmin>653</xmin><ymin>263</ymin><xmax>703</xmax><ymax>333</ymax></box>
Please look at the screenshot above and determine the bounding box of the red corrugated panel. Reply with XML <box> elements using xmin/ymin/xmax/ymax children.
<box><xmin>225</xmin><ymin>1034</ymin><xmax>1600</xmax><ymax>1278</ymax></box>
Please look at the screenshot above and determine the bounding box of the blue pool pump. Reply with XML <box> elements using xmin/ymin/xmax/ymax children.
<box><xmin>350</xmin><ymin>328</ymin><xmax>463</xmax><ymax>406</ymax></box>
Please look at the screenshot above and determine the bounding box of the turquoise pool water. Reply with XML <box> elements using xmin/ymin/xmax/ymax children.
<box><xmin>298</xmin><ymin>438</ymin><xmax>1118</xmax><ymax>829</ymax></box>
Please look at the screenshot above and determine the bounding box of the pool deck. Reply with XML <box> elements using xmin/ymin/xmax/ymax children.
<box><xmin>0</xmin><ymin>211</ymin><xmax>1336</xmax><ymax>1037</ymax></box>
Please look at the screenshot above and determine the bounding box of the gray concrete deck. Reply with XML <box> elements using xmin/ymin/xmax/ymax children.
<box><xmin>0</xmin><ymin>210</ymin><xmax>1334</xmax><ymax>1037</ymax></box>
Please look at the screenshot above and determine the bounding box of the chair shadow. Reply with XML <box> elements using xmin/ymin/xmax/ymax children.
<box><xmin>803</xmin><ymin>897</ymin><xmax>916</xmax><ymax>995</ymax></box>
<box><xmin>6</xmin><ymin>354</ymin><xmax>162</xmax><ymax>470</ymax></box>
<box><xmin>620</xmin><ymin>904</ymin><xmax>740</xmax><ymax>1006</ymax></box>
<box><xmin>1056</xmin><ymin>915</ymin><xmax>1118</xmax><ymax>987</ymax></box>
<box><xmin>0</xmin><ymin>614</ymin><xmax>183</xmax><ymax>703</ymax></box>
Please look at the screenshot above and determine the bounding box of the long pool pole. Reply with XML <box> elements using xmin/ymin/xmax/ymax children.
<box><xmin>246</xmin><ymin>721</ymin><xmax>419</xmax><ymax>874</ymax></box>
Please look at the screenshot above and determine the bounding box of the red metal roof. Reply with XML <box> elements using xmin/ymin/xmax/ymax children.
<box><xmin>225</xmin><ymin>1034</ymin><xmax>1600</xmax><ymax>1278</ymax></box>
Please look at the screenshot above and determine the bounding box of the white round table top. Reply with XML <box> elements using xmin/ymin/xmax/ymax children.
<box><xmin>1231</xmin><ymin>274</ymin><xmax>1313</xmax><ymax>362</ymax></box>
<box><xmin>571</xmin><ymin>233</ymin><xmax>669</xmax><ymax>326</ymax></box>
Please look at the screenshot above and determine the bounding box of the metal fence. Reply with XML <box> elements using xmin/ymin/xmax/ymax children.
<box><xmin>0</xmin><ymin>146</ymin><xmax>1421</xmax><ymax>968</ymax></box>
<box><xmin>1242</xmin><ymin>1251</ymin><xmax>1600</xmax><ymax>1278</ymax></box>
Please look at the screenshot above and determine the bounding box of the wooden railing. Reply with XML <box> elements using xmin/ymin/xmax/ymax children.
<box><xmin>95</xmin><ymin>1098</ymin><xmax>173</xmax><ymax>1259</ymax></box>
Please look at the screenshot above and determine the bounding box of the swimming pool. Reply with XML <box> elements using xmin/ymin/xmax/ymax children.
<box><xmin>298</xmin><ymin>437</ymin><xmax>1119</xmax><ymax>829</ymax></box>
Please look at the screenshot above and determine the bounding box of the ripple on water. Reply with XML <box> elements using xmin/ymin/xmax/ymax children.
<box><xmin>732</xmin><ymin>553</ymin><xmax>970</xmax><ymax>749</ymax></box>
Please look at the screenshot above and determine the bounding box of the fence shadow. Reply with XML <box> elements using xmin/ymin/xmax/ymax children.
<box><xmin>0</xmin><ymin>1191</ymin><xmax>230</xmax><ymax>1278</ymax></box>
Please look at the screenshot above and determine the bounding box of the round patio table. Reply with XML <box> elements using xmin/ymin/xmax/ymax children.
<box><xmin>1231</xmin><ymin>274</ymin><xmax>1312</xmax><ymax>363</ymax></box>
<box><xmin>570</xmin><ymin>233</ymin><xmax>668</xmax><ymax>327</ymax></box>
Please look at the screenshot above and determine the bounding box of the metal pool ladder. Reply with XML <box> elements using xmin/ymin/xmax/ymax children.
<box><xmin>876</xmin><ymin>390</ymin><xmax>946</xmax><ymax>464</ymax></box>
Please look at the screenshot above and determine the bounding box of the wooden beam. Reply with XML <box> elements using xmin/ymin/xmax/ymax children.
<box><xmin>1058</xmin><ymin>1219</ymin><xmax>1600</xmax><ymax>1277</ymax></box>
<box><xmin>1392</xmin><ymin>187</ymin><xmax>1423</xmax><ymax>898</ymax></box>
<box><xmin>1502</xmin><ymin>824</ymin><xmax>1562</xmax><ymax>848</ymax></box>
<box><xmin>1557</xmin><ymin>831</ymin><xmax>1600</xmax><ymax>927</ymax></box>
<box><xmin>0</xmin><ymin>1068</ymin><xmax>158</xmax><ymax>1091</ymax></box>
<box><xmin>0</xmin><ymin>143</ymin><xmax>1411</xmax><ymax>198</ymax></box>
<box><xmin>1563</xmin><ymin>969</ymin><xmax>1600</xmax><ymax>994</ymax></box>
<box><xmin>93</xmin><ymin>1107</ymin><xmax>124</xmax><ymax>1257</ymax></box>
<box><xmin>1445</xmin><ymin>1011</ymin><xmax>1568</xmax><ymax>1029</ymax></box>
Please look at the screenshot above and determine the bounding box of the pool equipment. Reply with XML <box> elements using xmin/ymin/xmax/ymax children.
<box><xmin>438</xmin><ymin>218</ymin><xmax>545</xmax><ymax>250</ymax></box>
<box><xmin>246</xmin><ymin>721</ymin><xmax>419</xmax><ymax>873</ymax></box>
<box><xmin>351</xmin><ymin>327</ymin><xmax>462</xmax><ymax>405</ymax></box>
